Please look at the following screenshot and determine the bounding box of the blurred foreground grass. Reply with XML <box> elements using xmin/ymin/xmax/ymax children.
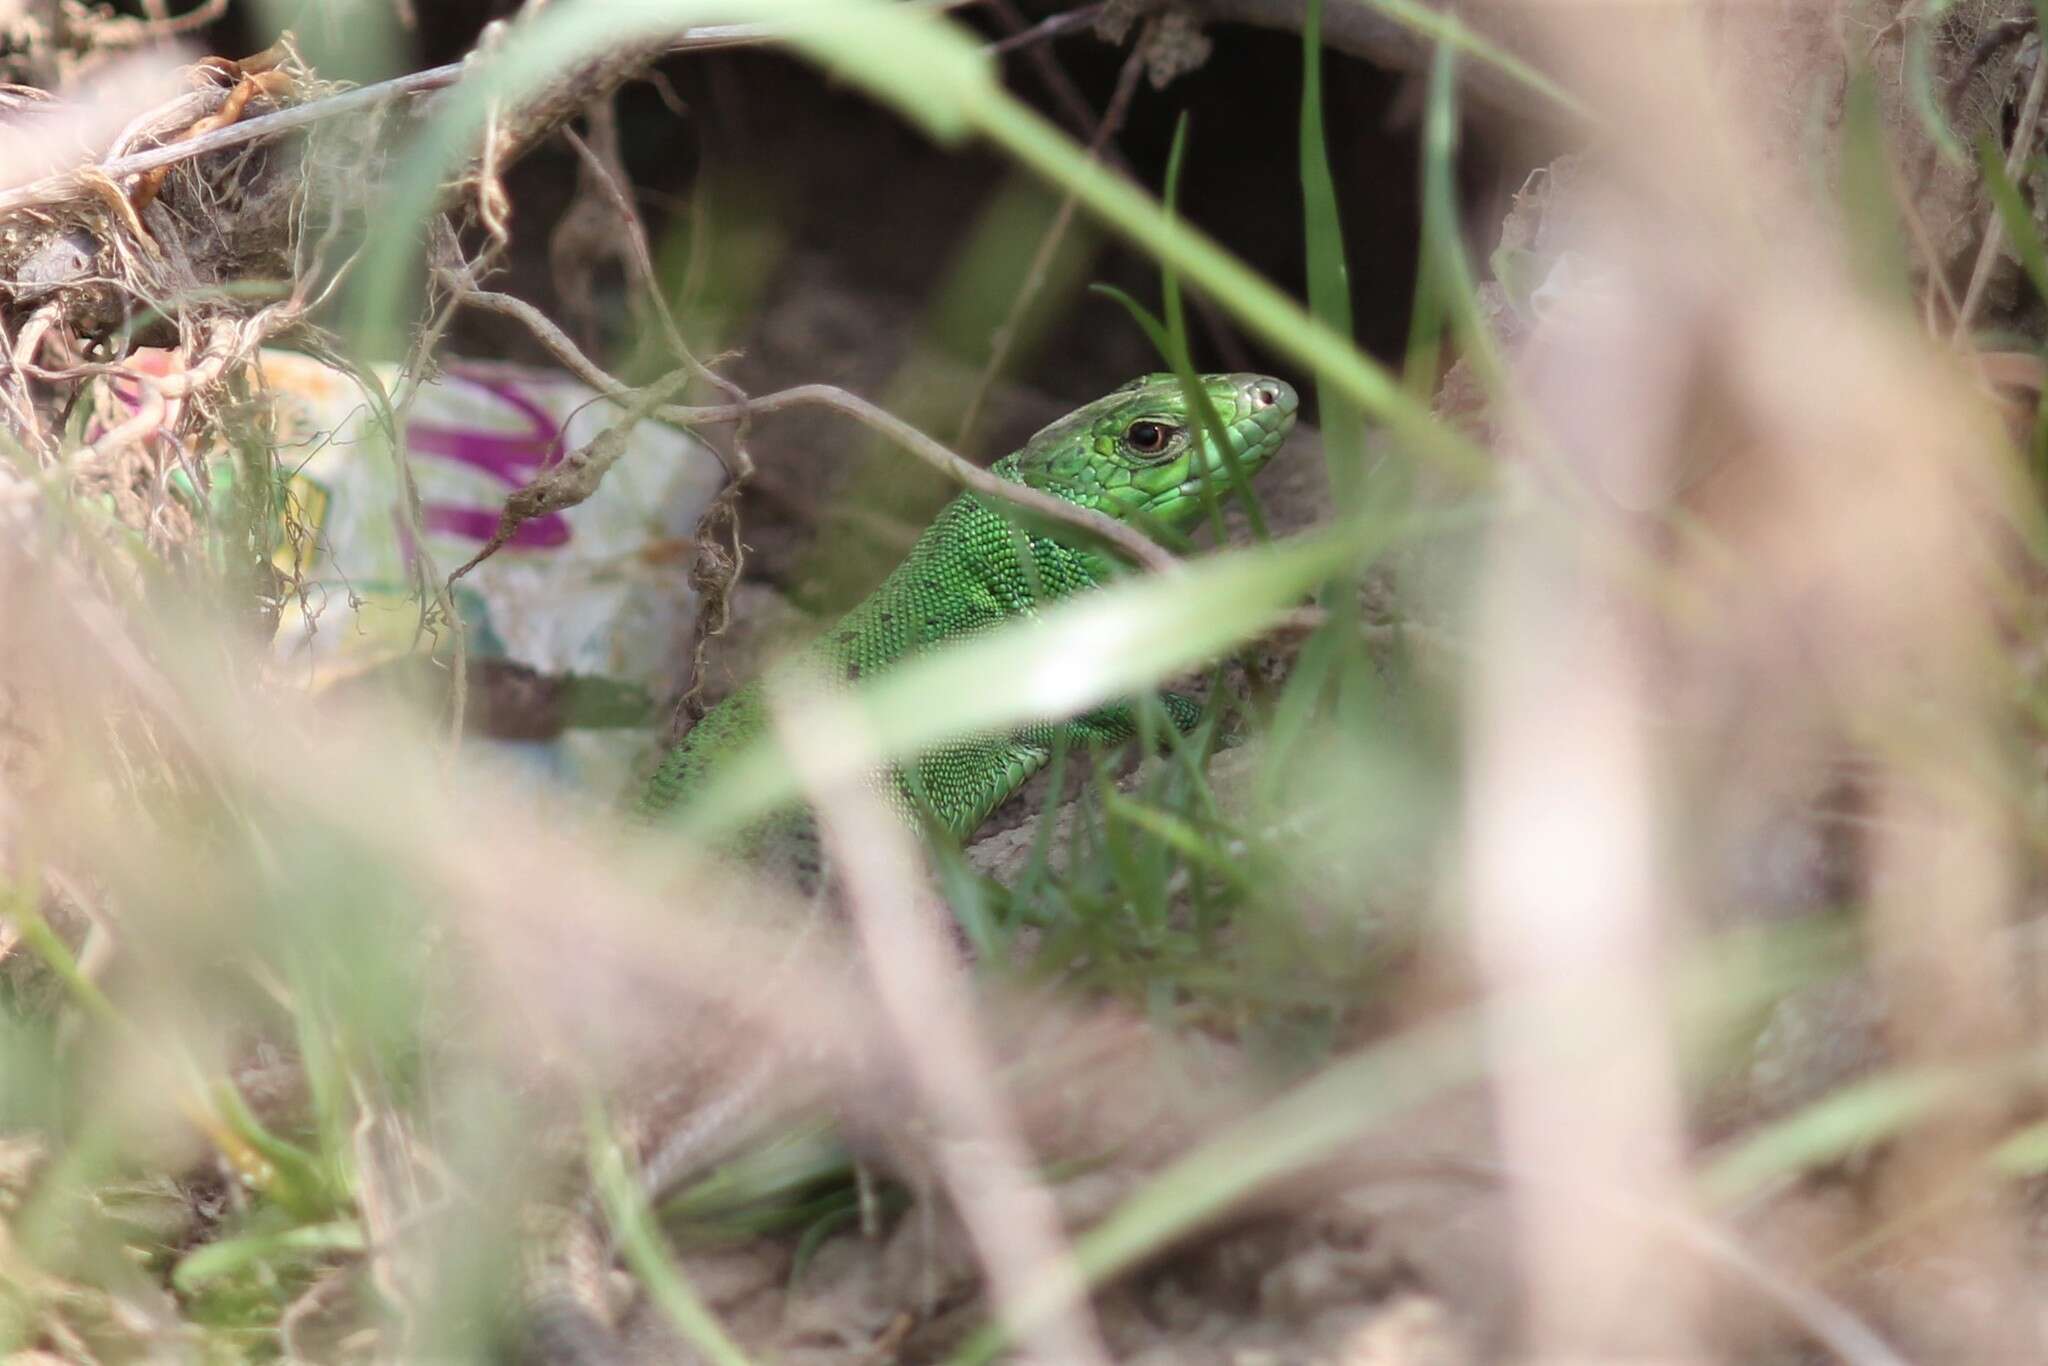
<box><xmin>4</xmin><ymin>1</ymin><xmax>2048</xmax><ymax>1362</ymax></box>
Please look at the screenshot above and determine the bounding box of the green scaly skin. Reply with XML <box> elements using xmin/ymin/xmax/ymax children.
<box><xmin>638</xmin><ymin>371</ymin><xmax>1299</xmax><ymax>847</ymax></box>
<box><xmin>529</xmin><ymin>377</ymin><xmax>1296</xmax><ymax>1364</ymax></box>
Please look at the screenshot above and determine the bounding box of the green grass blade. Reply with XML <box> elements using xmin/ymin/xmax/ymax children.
<box><xmin>1301</xmin><ymin>0</ymin><xmax>1369</xmax><ymax>513</ymax></box>
<box><xmin>588</xmin><ymin>1105</ymin><xmax>757</xmax><ymax>1366</ymax></box>
<box><xmin>172</xmin><ymin>1220</ymin><xmax>366</xmax><ymax>1293</ymax></box>
<box><xmin>1342</xmin><ymin>0</ymin><xmax>1589</xmax><ymax>122</ymax></box>
<box><xmin>1419</xmin><ymin>42</ymin><xmax>1505</xmax><ymax>398</ymax></box>
<box><xmin>1700</xmin><ymin>1069</ymin><xmax>1965</xmax><ymax>1207</ymax></box>
<box><xmin>1159</xmin><ymin>116</ymin><xmax>1270</xmax><ymax>543</ymax></box>
<box><xmin>1698</xmin><ymin>1052</ymin><xmax>2048</xmax><ymax>1209</ymax></box>
<box><xmin>1977</xmin><ymin>134</ymin><xmax>2048</xmax><ymax>308</ymax></box>
<box><xmin>1903</xmin><ymin>9</ymin><xmax>1966</xmax><ymax>168</ymax></box>
<box><xmin>947</xmin><ymin>1014</ymin><xmax>1482</xmax><ymax>1365</ymax></box>
<box><xmin>979</xmin><ymin>98</ymin><xmax>1487</xmax><ymax>481</ymax></box>
<box><xmin>1099</xmin><ymin>792</ymin><xmax>1256</xmax><ymax>896</ymax></box>
<box><xmin>1991</xmin><ymin>1119</ymin><xmax>2048</xmax><ymax>1176</ymax></box>
<box><xmin>1839</xmin><ymin>65</ymin><xmax>1911</xmax><ymax>308</ymax></box>
<box><xmin>1088</xmin><ymin>282</ymin><xmax>1172</xmax><ymax>355</ymax></box>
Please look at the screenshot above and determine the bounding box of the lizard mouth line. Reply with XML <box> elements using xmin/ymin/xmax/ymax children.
<box><xmin>1173</xmin><ymin>391</ymin><xmax>1300</xmax><ymax>496</ymax></box>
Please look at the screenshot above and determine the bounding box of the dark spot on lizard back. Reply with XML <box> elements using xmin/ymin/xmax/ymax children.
<box><xmin>837</xmin><ymin>630</ymin><xmax>855</xmax><ymax>644</ymax></box>
<box><xmin>846</xmin><ymin>662</ymin><xmax>861</xmax><ymax>680</ymax></box>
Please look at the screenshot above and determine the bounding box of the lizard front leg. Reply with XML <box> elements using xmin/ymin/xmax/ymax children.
<box><xmin>920</xmin><ymin>695</ymin><xmax>1203</xmax><ymax>833</ymax></box>
<box><xmin>908</xmin><ymin>737</ymin><xmax>1053</xmax><ymax>840</ymax></box>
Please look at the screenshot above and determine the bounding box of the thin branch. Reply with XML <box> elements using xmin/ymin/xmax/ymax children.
<box><xmin>989</xmin><ymin>0</ymin><xmax>1115</xmax><ymax>143</ymax></box>
<box><xmin>559</xmin><ymin>123</ymin><xmax>750</xmax><ymax>476</ymax></box>
<box><xmin>988</xmin><ymin>2</ymin><xmax>1108</xmax><ymax>55</ymax></box>
<box><xmin>1186</xmin><ymin>0</ymin><xmax>1577</xmax><ymax>127</ymax></box>
<box><xmin>450</xmin><ymin>285</ymin><xmax>633</xmax><ymax>397</ymax></box>
<box><xmin>680</xmin><ymin>387</ymin><xmax>1181</xmax><ymax>574</ymax></box>
<box><xmin>563</xmin><ymin>123</ymin><xmax>693</xmax><ymax>361</ymax></box>
<box><xmin>0</xmin><ymin>63</ymin><xmax>460</xmax><ymax>215</ymax></box>
<box><xmin>453</xmin><ymin>287</ymin><xmax>1181</xmax><ymax>574</ymax></box>
<box><xmin>956</xmin><ymin>22</ymin><xmax>1151</xmax><ymax>446</ymax></box>
<box><xmin>983</xmin><ymin>3</ymin><xmax>1252</xmax><ymax>371</ymax></box>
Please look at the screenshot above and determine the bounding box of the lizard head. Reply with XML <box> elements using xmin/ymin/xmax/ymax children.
<box><xmin>1002</xmin><ymin>372</ymin><xmax>1298</xmax><ymax>532</ymax></box>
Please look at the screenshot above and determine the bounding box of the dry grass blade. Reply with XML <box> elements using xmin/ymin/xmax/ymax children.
<box><xmin>1467</xmin><ymin>309</ymin><xmax>1701</xmax><ymax>1355</ymax></box>
<box><xmin>774</xmin><ymin>683</ymin><xmax>1112</xmax><ymax>1366</ymax></box>
<box><xmin>1488</xmin><ymin>5</ymin><xmax>2043</xmax><ymax>1358</ymax></box>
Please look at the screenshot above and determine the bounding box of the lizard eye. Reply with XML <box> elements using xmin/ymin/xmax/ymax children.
<box><xmin>1124</xmin><ymin>420</ymin><xmax>1176</xmax><ymax>457</ymax></box>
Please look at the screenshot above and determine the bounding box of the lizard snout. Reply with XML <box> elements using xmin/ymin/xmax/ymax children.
<box><xmin>1229</xmin><ymin>374</ymin><xmax>1298</xmax><ymax>423</ymax></box>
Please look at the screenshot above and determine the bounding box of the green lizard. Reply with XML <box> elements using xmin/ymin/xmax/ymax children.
<box><xmin>637</xmin><ymin>371</ymin><xmax>1298</xmax><ymax>847</ymax></box>
<box><xmin>530</xmin><ymin>374</ymin><xmax>1296</xmax><ymax>1363</ymax></box>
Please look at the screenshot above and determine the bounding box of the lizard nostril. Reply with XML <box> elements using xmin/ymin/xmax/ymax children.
<box><xmin>1255</xmin><ymin>386</ymin><xmax>1278</xmax><ymax>407</ymax></box>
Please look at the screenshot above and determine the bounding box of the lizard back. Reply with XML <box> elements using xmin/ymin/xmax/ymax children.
<box><xmin>636</xmin><ymin>372</ymin><xmax>1299</xmax><ymax>848</ymax></box>
<box><xmin>636</xmin><ymin>480</ymin><xmax>1109</xmax><ymax>841</ymax></box>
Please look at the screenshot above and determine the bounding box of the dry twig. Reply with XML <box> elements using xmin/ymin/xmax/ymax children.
<box><xmin>449</xmin><ymin>285</ymin><xmax>1182</xmax><ymax>574</ymax></box>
